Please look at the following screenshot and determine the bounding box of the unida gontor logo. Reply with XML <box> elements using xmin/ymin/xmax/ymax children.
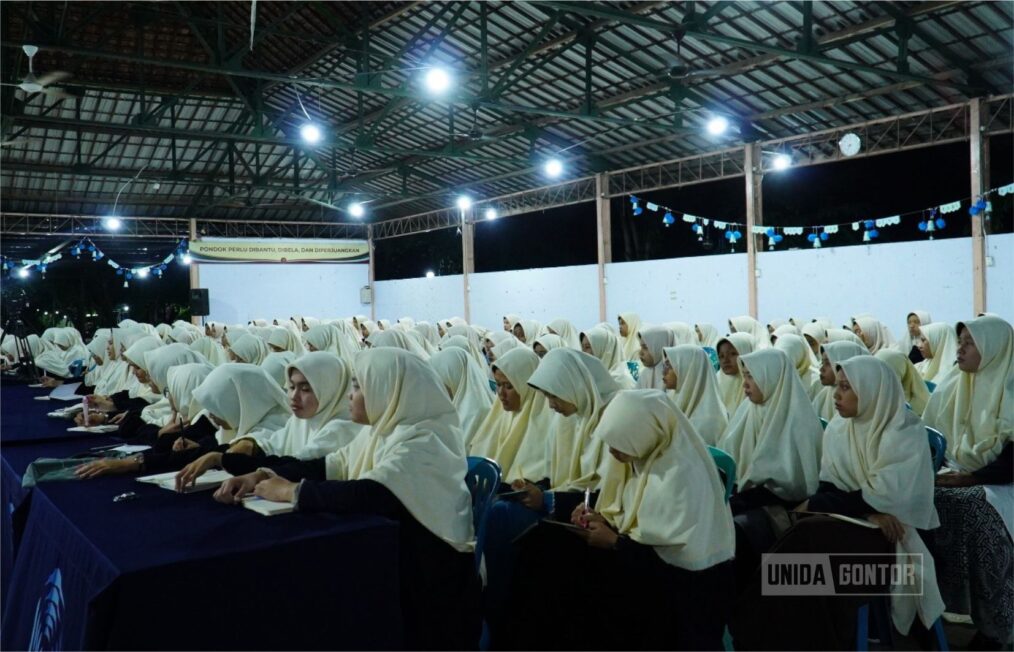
<box><xmin>28</xmin><ymin>568</ymin><xmax>64</xmax><ymax>651</ymax></box>
<box><xmin>762</xmin><ymin>553</ymin><xmax>924</xmax><ymax>597</ymax></box>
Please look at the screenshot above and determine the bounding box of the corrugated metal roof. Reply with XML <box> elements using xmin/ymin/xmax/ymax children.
<box><xmin>2</xmin><ymin>0</ymin><xmax>1011</xmax><ymax>228</ymax></box>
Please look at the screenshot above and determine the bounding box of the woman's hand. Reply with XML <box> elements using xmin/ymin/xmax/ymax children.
<box><xmin>41</xmin><ymin>377</ymin><xmax>63</xmax><ymax>388</ymax></box>
<box><xmin>510</xmin><ymin>479</ymin><xmax>544</xmax><ymax>511</ymax></box>
<box><xmin>175</xmin><ymin>452</ymin><xmax>222</xmax><ymax>492</ymax></box>
<box><xmin>935</xmin><ymin>472</ymin><xmax>978</xmax><ymax>488</ymax></box>
<box><xmin>74</xmin><ymin>458</ymin><xmax>140</xmax><ymax>479</ymax></box>
<box><xmin>213</xmin><ymin>471</ymin><xmax>269</xmax><ymax>504</ymax></box>
<box><xmin>172</xmin><ymin>437</ymin><xmax>199</xmax><ymax>452</ymax></box>
<box><xmin>157</xmin><ymin>419</ymin><xmax>182</xmax><ymax>437</ymax></box>
<box><xmin>75</xmin><ymin>411</ymin><xmax>108</xmax><ymax>427</ymax></box>
<box><xmin>570</xmin><ymin>504</ymin><xmax>606</xmax><ymax>527</ymax></box>
<box><xmin>226</xmin><ymin>439</ymin><xmax>258</xmax><ymax>456</ymax></box>
<box><xmin>88</xmin><ymin>396</ymin><xmax>115</xmax><ymax>412</ymax></box>
<box><xmin>253</xmin><ymin>477</ymin><xmax>298</xmax><ymax>503</ymax></box>
<box><xmin>108</xmin><ymin>412</ymin><xmax>127</xmax><ymax>425</ymax></box>
<box><xmin>867</xmin><ymin>513</ymin><xmax>905</xmax><ymax>544</ymax></box>
<box><xmin>584</xmin><ymin>521</ymin><xmax>619</xmax><ymax>549</ymax></box>
<box><xmin>794</xmin><ymin>499</ymin><xmax>810</xmax><ymax>512</ymax></box>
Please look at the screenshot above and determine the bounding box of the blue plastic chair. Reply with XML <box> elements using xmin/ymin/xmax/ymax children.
<box><xmin>488</xmin><ymin>378</ymin><xmax>497</xmax><ymax>393</ymax></box>
<box><xmin>819</xmin><ymin>417</ymin><xmax>829</xmax><ymax>430</ymax></box>
<box><xmin>707</xmin><ymin>447</ymin><xmax>736</xmax><ymax>503</ymax></box>
<box><xmin>702</xmin><ymin>346</ymin><xmax>720</xmax><ymax>372</ymax></box>
<box><xmin>856</xmin><ymin>600</ymin><xmax>948</xmax><ymax>651</ymax></box>
<box><xmin>465</xmin><ymin>456</ymin><xmax>501</xmax><ymax>574</ymax></box>
<box><xmin>925</xmin><ymin>380</ymin><xmax>937</xmax><ymax>393</ymax></box>
<box><xmin>626</xmin><ymin>360</ymin><xmax>640</xmax><ymax>382</ymax></box>
<box><xmin>927</xmin><ymin>427</ymin><xmax>947</xmax><ymax>473</ymax></box>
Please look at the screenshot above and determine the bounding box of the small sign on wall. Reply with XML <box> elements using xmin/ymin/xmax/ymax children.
<box><xmin>360</xmin><ymin>286</ymin><xmax>372</xmax><ymax>304</ymax></box>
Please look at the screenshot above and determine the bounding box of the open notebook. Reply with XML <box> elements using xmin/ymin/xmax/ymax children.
<box><xmin>137</xmin><ymin>469</ymin><xmax>233</xmax><ymax>493</ymax></box>
<box><xmin>242</xmin><ymin>496</ymin><xmax>294</xmax><ymax>516</ymax></box>
<box><xmin>794</xmin><ymin>510</ymin><xmax>878</xmax><ymax>529</ymax></box>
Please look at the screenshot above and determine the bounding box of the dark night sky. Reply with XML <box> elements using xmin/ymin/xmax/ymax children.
<box><xmin>5</xmin><ymin>136</ymin><xmax>1011</xmax><ymax>331</ymax></box>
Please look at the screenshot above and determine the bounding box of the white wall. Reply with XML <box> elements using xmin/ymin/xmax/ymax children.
<box><xmin>988</xmin><ymin>233</ymin><xmax>1014</xmax><ymax>321</ymax></box>
<box><xmin>468</xmin><ymin>265</ymin><xmax>601</xmax><ymax>329</ymax></box>
<box><xmin>605</xmin><ymin>253</ymin><xmax>750</xmax><ymax>330</ymax></box>
<box><xmin>373</xmin><ymin>274</ymin><xmax>465</xmax><ymax>323</ymax></box>
<box><xmin>201</xmin><ymin>263</ymin><xmax>368</xmax><ymax>323</ymax></box>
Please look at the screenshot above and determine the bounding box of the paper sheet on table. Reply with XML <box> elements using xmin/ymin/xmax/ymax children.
<box><xmin>110</xmin><ymin>444</ymin><xmax>151</xmax><ymax>454</ymax></box>
<box><xmin>137</xmin><ymin>469</ymin><xmax>233</xmax><ymax>493</ymax></box>
<box><xmin>66</xmin><ymin>425</ymin><xmax>120</xmax><ymax>433</ymax></box>
<box><xmin>49</xmin><ymin>382</ymin><xmax>83</xmax><ymax>401</ymax></box>
<box><xmin>243</xmin><ymin>496</ymin><xmax>295</xmax><ymax>516</ymax></box>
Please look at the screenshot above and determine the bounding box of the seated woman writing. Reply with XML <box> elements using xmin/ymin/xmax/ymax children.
<box><xmin>504</xmin><ymin>390</ymin><xmax>736</xmax><ymax>650</ymax></box>
<box><xmin>213</xmin><ymin>348</ymin><xmax>480</xmax><ymax>650</ymax></box>
<box><xmin>76</xmin><ymin>334</ymin><xmax>164</xmax><ymax>428</ymax></box>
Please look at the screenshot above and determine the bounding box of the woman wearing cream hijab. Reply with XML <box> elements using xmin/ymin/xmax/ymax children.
<box><xmin>637</xmin><ymin>325</ymin><xmax>675</xmax><ymax>390</ymax></box>
<box><xmin>695</xmin><ymin>323</ymin><xmax>721</xmax><ymax>348</ymax></box>
<box><xmin>716</xmin><ymin>333</ymin><xmax>755</xmax><ymax>417</ymax></box>
<box><xmin>78</xmin><ymin>335</ymin><xmax>164</xmax><ymax>427</ymax></box>
<box><xmin>737</xmin><ymin>356</ymin><xmax>944</xmax><ymax>648</ymax></box>
<box><xmin>413</xmin><ymin>322</ymin><xmax>442</xmax><ymax>350</ymax></box>
<box><xmin>800</xmin><ymin>321</ymin><xmax>828</xmax><ymax>361</ymax></box>
<box><xmin>812</xmin><ymin>341</ymin><xmax>870</xmax><ymax>421</ymax></box>
<box><xmin>429</xmin><ymin>347</ymin><xmax>493</xmax><ymax>446</ymax></box>
<box><xmin>531</xmin><ymin>333</ymin><xmax>566</xmax><ymax>358</ymax></box>
<box><xmin>663</xmin><ymin>345</ymin><xmax>728</xmax><ymax>445</ymax></box>
<box><xmin>260</xmin><ymin>350</ymin><xmax>296</xmax><ymax>387</ymax></box>
<box><xmin>215</xmin><ymin>348</ymin><xmax>480</xmax><ymax>650</ymax></box>
<box><xmin>875</xmin><ymin>349</ymin><xmax>930</xmax><ymax>415</ymax></box>
<box><xmin>504</xmin><ymin>390</ymin><xmax>736</xmax><ymax>650</ymax></box>
<box><xmin>368</xmin><ymin>329</ymin><xmax>429</xmax><ymax>359</ymax></box>
<box><xmin>853</xmin><ymin>316</ymin><xmax>895</xmax><ymax>354</ymax></box>
<box><xmin>617</xmin><ymin>312</ymin><xmax>642</xmax><ymax>361</ymax></box>
<box><xmin>729</xmin><ymin>315</ymin><xmax>770</xmax><ymax>349</ymax></box>
<box><xmin>718</xmin><ymin>348</ymin><xmax>823</xmax><ymax>513</ymax></box>
<box><xmin>488</xmin><ymin>336</ymin><xmax>520</xmax><ymax>365</ymax></box>
<box><xmin>665</xmin><ymin>321</ymin><xmax>697</xmax><ymax>346</ymax></box>
<box><xmin>775</xmin><ymin>333</ymin><xmax>822</xmax><ymax>399</ymax></box>
<box><xmin>826</xmin><ymin>327</ymin><xmax>865</xmax><ymax>346</ymax></box>
<box><xmin>924</xmin><ymin>316</ymin><xmax>1013</xmax><ymax>649</ymax></box>
<box><xmin>546</xmin><ymin>318</ymin><xmax>580</xmax><ymax>349</ymax></box>
<box><xmin>266</xmin><ymin>326</ymin><xmax>305</xmax><ymax>355</ymax></box>
<box><xmin>511</xmin><ymin>319</ymin><xmax>542</xmax><ymax>345</ymax></box>
<box><xmin>581</xmin><ymin>326</ymin><xmax>636</xmax><ymax>390</ymax></box>
<box><xmin>227</xmin><ymin>333</ymin><xmax>270</xmax><ymax>365</ymax></box>
<box><xmin>899</xmin><ymin>310</ymin><xmax>932</xmax><ymax>359</ymax></box>
<box><xmin>917</xmin><ymin>322</ymin><xmax>959</xmax><ymax>385</ymax></box>
<box><xmin>503</xmin><ymin>313</ymin><xmax>522</xmax><ymax>332</ymax></box>
<box><xmin>34</xmin><ymin>327</ymin><xmax>89</xmax><ymax>381</ymax></box>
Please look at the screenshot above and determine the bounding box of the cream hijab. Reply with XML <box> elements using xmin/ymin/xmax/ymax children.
<box><xmin>368</xmin><ymin>329</ymin><xmax>429</xmax><ymax>359</ymax></box>
<box><xmin>820</xmin><ymin>356</ymin><xmax>943</xmax><ymax>633</ymax></box>
<box><xmin>192</xmin><ymin>363</ymin><xmax>290</xmax><ymax>444</ymax></box>
<box><xmin>189</xmin><ymin>337</ymin><xmax>228</xmax><ymax>366</ymax></box>
<box><xmin>696</xmin><ymin>323</ymin><xmax>720</xmax><ymax>348</ymax></box>
<box><xmin>532</xmin><ymin>334</ymin><xmax>567</xmax><ymax>356</ymax></box>
<box><xmin>665</xmin><ymin>322</ymin><xmax>697</xmax><ymax>346</ymax></box>
<box><xmin>637</xmin><ymin>326</ymin><xmax>675</xmax><ymax>390</ymax></box>
<box><xmin>490</xmin><ymin>337</ymin><xmax>520</xmax><ymax>362</ymax></box>
<box><xmin>140</xmin><ymin>343</ymin><xmax>206</xmax><ymax>426</ymax></box>
<box><xmin>546</xmin><ymin>319</ymin><xmax>581</xmax><ymax>349</ymax></box>
<box><xmin>121</xmin><ymin>336</ymin><xmax>164</xmax><ymax>402</ymax></box>
<box><xmin>261</xmin><ymin>350</ymin><xmax>297</xmax><ymax>387</ymax></box>
<box><xmin>583</xmin><ymin>326</ymin><xmax>636</xmax><ymax>390</ymax></box>
<box><xmin>229</xmin><ymin>333</ymin><xmax>270</xmax><ymax>365</ymax></box>
<box><xmin>812</xmin><ymin>342</ymin><xmax>871</xmax><ymax>421</ymax></box>
<box><xmin>527</xmin><ymin>348</ymin><xmax>621</xmax><ymax>491</ymax></box>
<box><xmin>469</xmin><ymin>347</ymin><xmax>554</xmax><ymax>482</ymax></box>
<box><xmin>267</xmin><ymin>326</ymin><xmax>305</xmax><ymax>355</ymax></box>
<box><xmin>718</xmin><ymin>348</ymin><xmax>822</xmax><ymax>501</ymax></box>
<box><xmin>514</xmin><ymin>319</ymin><xmax>542</xmax><ymax>345</ymax></box>
<box><xmin>595</xmin><ymin>390</ymin><xmax>736</xmax><ymax>571</ymax></box>
<box><xmin>729</xmin><ymin>315</ymin><xmax>770</xmax><ymax>349</ymax></box>
<box><xmin>251</xmin><ymin>352</ymin><xmax>360</xmax><ymax>459</ymax></box>
<box><xmin>429</xmin><ymin>348</ymin><xmax>494</xmax><ymax>446</ymax></box>
<box><xmin>165</xmin><ymin>363</ymin><xmax>214</xmax><ymax>422</ymax></box>
<box><xmin>923</xmin><ymin>316</ymin><xmax>1013</xmax><ymax>471</ymax></box>
<box><xmin>875</xmin><ymin>350</ymin><xmax>930</xmax><ymax>415</ymax></box>
<box><xmin>716</xmin><ymin>333</ymin><xmax>755</xmax><ymax>417</ymax></box>
<box><xmin>442</xmin><ymin>326</ymin><xmax>487</xmax><ymax>367</ymax></box>
<box><xmin>413</xmin><ymin>322</ymin><xmax>442</xmax><ymax>349</ymax></box>
<box><xmin>323</xmin><ymin>348</ymin><xmax>474</xmax><ymax>552</ymax></box>
<box><xmin>618</xmin><ymin>312</ymin><xmax>642</xmax><ymax>361</ymax></box>
<box><xmin>897</xmin><ymin>310</ymin><xmax>932</xmax><ymax>355</ymax></box>
<box><xmin>826</xmin><ymin>327</ymin><xmax>865</xmax><ymax>346</ymax></box>
<box><xmin>854</xmin><ymin>317</ymin><xmax>895</xmax><ymax>354</ymax></box>
<box><xmin>775</xmin><ymin>333</ymin><xmax>822</xmax><ymax>399</ymax></box>
<box><xmin>663</xmin><ymin>345</ymin><xmax>729</xmax><ymax>445</ymax></box>
<box><xmin>916</xmin><ymin>322</ymin><xmax>959</xmax><ymax>384</ymax></box>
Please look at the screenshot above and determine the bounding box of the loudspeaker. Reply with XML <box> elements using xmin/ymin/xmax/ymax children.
<box><xmin>189</xmin><ymin>288</ymin><xmax>210</xmax><ymax>316</ymax></box>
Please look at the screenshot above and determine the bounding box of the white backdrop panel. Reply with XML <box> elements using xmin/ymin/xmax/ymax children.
<box><xmin>202</xmin><ymin>263</ymin><xmax>368</xmax><ymax>323</ymax></box>
<box><xmin>374</xmin><ymin>274</ymin><xmax>465</xmax><ymax>323</ymax></box>
<box><xmin>468</xmin><ymin>265</ymin><xmax>601</xmax><ymax>329</ymax></box>
<box><xmin>987</xmin><ymin>233</ymin><xmax>1014</xmax><ymax>322</ymax></box>
<box><xmin>605</xmin><ymin>254</ymin><xmax>750</xmax><ymax>330</ymax></box>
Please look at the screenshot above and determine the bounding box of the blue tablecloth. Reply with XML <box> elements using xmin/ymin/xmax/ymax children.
<box><xmin>2</xmin><ymin>474</ymin><xmax>403</xmax><ymax>650</ymax></box>
<box><xmin>1</xmin><ymin>383</ymin><xmax>96</xmax><ymax>445</ymax></box>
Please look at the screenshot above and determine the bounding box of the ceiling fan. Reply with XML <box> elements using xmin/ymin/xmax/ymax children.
<box><xmin>450</xmin><ymin>107</ymin><xmax>499</xmax><ymax>142</ymax></box>
<box><xmin>0</xmin><ymin>45</ymin><xmax>76</xmax><ymax>100</ymax></box>
<box><xmin>0</xmin><ymin>136</ymin><xmax>38</xmax><ymax>148</ymax></box>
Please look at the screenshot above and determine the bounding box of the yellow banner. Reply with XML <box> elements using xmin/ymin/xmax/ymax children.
<box><xmin>189</xmin><ymin>239</ymin><xmax>368</xmax><ymax>263</ymax></box>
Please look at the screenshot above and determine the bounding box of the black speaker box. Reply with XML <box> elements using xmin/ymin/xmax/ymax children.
<box><xmin>189</xmin><ymin>288</ymin><xmax>210</xmax><ymax>316</ymax></box>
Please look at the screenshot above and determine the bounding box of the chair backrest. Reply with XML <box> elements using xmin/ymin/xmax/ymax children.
<box><xmin>707</xmin><ymin>446</ymin><xmax>736</xmax><ymax>503</ymax></box>
<box><xmin>488</xmin><ymin>378</ymin><xmax>497</xmax><ymax>393</ymax></box>
<box><xmin>702</xmin><ymin>347</ymin><xmax>720</xmax><ymax>372</ymax></box>
<box><xmin>465</xmin><ymin>456</ymin><xmax>502</xmax><ymax>572</ymax></box>
<box><xmin>925</xmin><ymin>380</ymin><xmax>937</xmax><ymax>393</ymax></box>
<box><xmin>819</xmin><ymin>417</ymin><xmax>829</xmax><ymax>430</ymax></box>
<box><xmin>926</xmin><ymin>427</ymin><xmax>947</xmax><ymax>473</ymax></box>
<box><xmin>626</xmin><ymin>361</ymin><xmax>640</xmax><ymax>382</ymax></box>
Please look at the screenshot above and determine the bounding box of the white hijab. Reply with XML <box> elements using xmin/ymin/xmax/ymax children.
<box><xmin>820</xmin><ymin>356</ymin><xmax>943</xmax><ymax>633</ymax></box>
<box><xmin>718</xmin><ymin>348</ymin><xmax>822</xmax><ymax>501</ymax></box>
<box><xmin>252</xmin><ymin>352</ymin><xmax>360</xmax><ymax>459</ymax></box>
<box><xmin>527</xmin><ymin>348</ymin><xmax>620</xmax><ymax>491</ymax></box>
<box><xmin>261</xmin><ymin>350</ymin><xmax>297</xmax><ymax>387</ymax></box>
<box><xmin>166</xmin><ymin>363</ymin><xmax>214</xmax><ymax>423</ymax></box>
<box><xmin>228</xmin><ymin>333</ymin><xmax>270</xmax><ymax>365</ymax></box>
<box><xmin>192</xmin><ymin>363</ymin><xmax>290</xmax><ymax>444</ymax></box>
<box><xmin>775</xmin><ymin>333</ymin><xmax>822</xmax><ymax>399</ymax></box>
<box><xmin>368</xmin><ymin>329</ymin><xmax>429</xmax><ymax>359</ymax></box>
<box><xmin>429</xmin><ymin>347</ymin><xmax>494</xmax><ymax>446</ymax></box>
<box><xmin>729</xmin><ymin>315</ymin><xmax>770</xmax><ymax>349</ymax></box>
<box><xmin>923</xmin><ymin>316</ymin><xmax>1013</xmax><ymax>471</ymax></box>
<box><xmin>121</xmin><ymin>336</ymin><xmax>164</xmax><ymax>403</ymax></box>
<box><xmin>267</xmin><ymin>326</ymin><xmax>306</xmax><ymax>355</ymax></box>
<box><xmin>897</xmin><ymin>310</ymin><xmax>932</xmax><ymax>355</ymax></box>
<box><xmin>812</xmin><ymin>342</ymin><xmax>871</xmax><ymax>421</ymax></box>
<box><xmin>716</xmin><ymin>333</ymin><xmax>755</xmax><ymax>417</ymax></box>
<box><xmin>618</xmin><ymin>312</ymin><xmax>642</xmax><ymax>361</ymax></box>
<box><xmin>595</xmin><ymin>390</ymin><xmax>736</xmax><ymax>571</ymax></box>
<box><xmin>583</xmin><ymin>326</ymin><xmax>636</xmax><ymax>390</ymax></box>
<box><xmin>663</xmin><ymin>345</ymin><xmax>728</xmax><ymax>445</ymax></box>
<box><xmin>188</xmin><ymin>337</ymin><xmax>228</xmax><ymax>366</ymax></box>
<box><xmin>637</xmin><ymin>326</ymin><xmax>675</xmax><ymax>390</ymax></box>
<box><xmin>875</xmin><ymin>349</ymin><xmax>930</xmax><ymax>416</ymax></box>
<box><xmin>854</xmin><ymin>316</ymin><xmax>895</xmax><ymax>354</ymax></box>
<box><xmin>546</xmin><ymin>319</ymin><xmax>581</xmax><ymax>349</ymax></box>
<box><xmin>916</xmin><ymin>322</ymin><xmax>959</xmax><ymax>385</ymax></box>
<box><xmin>696</xmin><ymin>323</ymin><xmax>720</xmax><ymax>348</ymax></box>
<box><xmin>469</xmin><ymin>347</ymin><xmax>555</xmax><ymax>483</ymax></box>
<box><xmin>323</xmin><ymin>348</ymin><xmax>474</xmax><ymax>552</ymax></box>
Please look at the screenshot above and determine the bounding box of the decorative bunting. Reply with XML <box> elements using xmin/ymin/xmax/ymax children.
<box><xmin>2</xmin><ymin>238</ymin><xmax>188</xmax><ymax>280</ymax></box>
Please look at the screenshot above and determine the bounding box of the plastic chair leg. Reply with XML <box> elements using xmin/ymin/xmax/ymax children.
<box><xmin>931</xmin><ymin>618</ymin><xmax>949</xmax><ymax>651</ymax></box>
<box><xmin>856</xmin><ymin>603</ymin><xmax>870</xmax><ymax>651</ymax></box>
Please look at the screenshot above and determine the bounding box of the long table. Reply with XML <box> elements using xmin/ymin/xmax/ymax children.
<box><xmin>1</xmin><ymin>383</ymin><xmax>405</xmax><ymax>650</ymax></box>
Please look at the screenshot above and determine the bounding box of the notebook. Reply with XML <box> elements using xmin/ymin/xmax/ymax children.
<box><xmin>49</xmin><ymin>382</ymin><xmax>83</xmax><ymax>401</ymax></box>
<box><xmin>67</xmin><ymin>425</ymin><xmax>120</xmax><ymax>433</ymax></box>
<box><xmin>137</xmin><ymin>469</ymin><xmax>233</xmax><ymax>493</ymax></box>
<box><xmin>794</xmin><ymin>510</ymin><xmax>879</xmax><ymax>529</ymax></box>
<box><xmin>242</xmin><ymin>496</ymin><xmax>295</xmax><ymax>516</ymax></box>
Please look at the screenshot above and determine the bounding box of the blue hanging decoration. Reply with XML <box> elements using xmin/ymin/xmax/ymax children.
<box><xmin>935</xmin><ymin>217</ymin><xmax>946</xmax><ymax>230</ymax></box>
<box><xmin>633</xmin><ymin>204</ymin><xmax>643</xmax><ymax>216</ymax></box>
<box><xmin>662</xmin><ymin>212</ymin><xmax>675</xmax><ymax>227</ymax></box>
<box><xmin>694</xmin><ymin>224</ymin><xmax>704</xmax><ymax>242</ymax></box>
<box><xmin>115</xmin><ymin>268</ymin><xmax>124</xmax><ymax>276</ymax></box>
<box><xmin>968</xmin><ymin>198</ymin><xmax>988</xmax><ymax>216</ymax></box>
<box><xmin>725</xmin><ymin>229</ymin><xmax>742</xmax><ymax>252</ymax></box>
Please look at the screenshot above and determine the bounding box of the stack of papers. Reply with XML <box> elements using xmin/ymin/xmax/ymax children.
<box><xmin>137</xmin><ymin>469</ymin><xmax>233</xmax><ymax>493</ymax></box>
<box><xmin>49</xmin><ymin>382</ymin><xmax>83</xmax><ymax>401</ymax></box>
<box><xmin>48</xmin><ymin>404</ymin><xmax>83</xmax><ymax>419</ymax></box>
<box><xmin>67</xmin><ymin>425</ymin><xmax>120</xmax><ymax>433</ymax></box>
<box><xmin>242</xmin><ymin>496</ymin><xmax>295</xmax><ymax>516</ymax></box>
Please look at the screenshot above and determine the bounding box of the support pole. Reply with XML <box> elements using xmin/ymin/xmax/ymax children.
<box><xmin>745</xmin><ymin>143</ymin><xmax>763</xmax><ymax>319</ymax></box>
<box><xmin>969</xmin><ymin>98</ymin><xmax>989</xmax><ymax>315</ymax></box>
<box><xmin>595</xmin><ymin>173</ymin><xmax>612</xmax><ymax>323</ymax></box>
<box><xmin>368</xmin><ymin>225</ymin><xmax>377</xmax><ymax>322</ymax></box>
<box><xmin>461</xmin><ymin>208</ymin><xmax>475</xmax><ymax>323</ymax></box>
<box><xmin>188</xmin><ymin>218</ymin><xmax>201</xmax><ymax>326</ymax></box>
